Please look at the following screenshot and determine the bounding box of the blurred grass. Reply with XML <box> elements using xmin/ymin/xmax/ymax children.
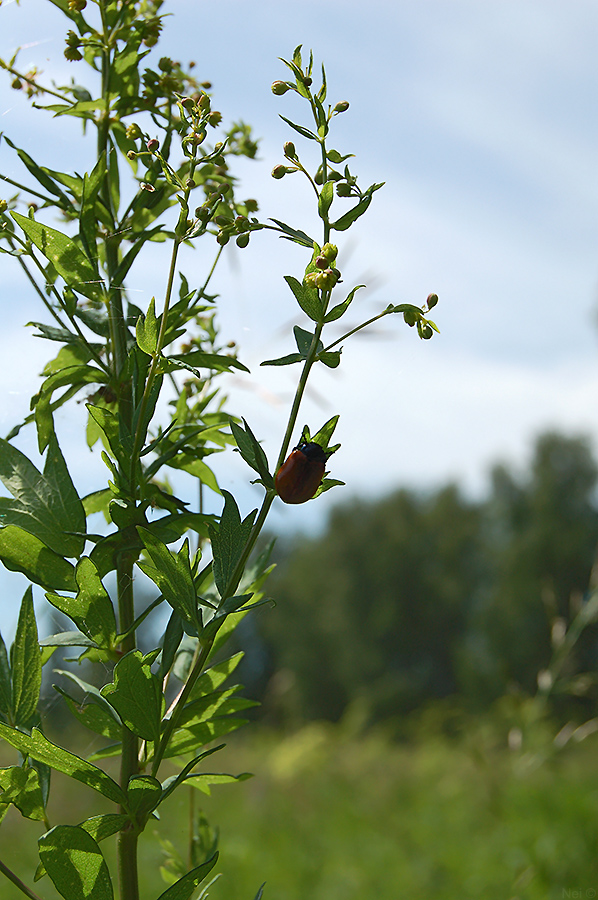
<box><xmin>2</xmin><ymin>719</ymin><xmax>598</xmax><ymax>899</ymax></box>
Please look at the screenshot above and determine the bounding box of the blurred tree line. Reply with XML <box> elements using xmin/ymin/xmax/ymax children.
<box><xmin>233</xmin><ymin>431</ymin><xmax>598</xmax><ymax>727</ymax></box>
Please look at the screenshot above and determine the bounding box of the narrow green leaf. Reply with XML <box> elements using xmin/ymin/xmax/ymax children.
<box><xmin>136</xmin><ymin>296</ymin><xmax>159</xmax><ymax>355</ymax></box>
<box><xmin>11</xmin><ymin>587</ymin><xmax>41</xmax><ymax>726</ymax></box>
<box><xmin>155</xmin><ymin>854</ymin><xmax>218</xmax><ymax>900</ymax></box>
<box><xmin>284</xmin><ymin>275</ymin><xmax>322</xmax><ymax>322</ymax></box>
<box><xmin>55</xmin><ymin>687</ymin><xmax>122</xmax><ymax>741</ymax></box>
<box><xmin>11</xmin><ymin>212</ymin><xmax>104</xmax><ymax>302</ymax></box>
<box><xmin>188</xmin><ymin>653</ymin><xmax>244</xmax><ymax>702</ymax></box>
<box><xmin>330</xmin><ymin>194</ymin><xmax>373</xmax><ymax>231</ymax></box>
<box><xmin>184</xmin><ymin>771</ymin><xmax>252</xmax><ymax>796</ymax></box>
<box><xmin>209</xmin><ymin>492</ymin><xmax>256</xmax><ymax>598</ymax></box>
<box><xmin>167</xmin><ymin>350</ymin><xmax>249</xmax><ymax>374</ymax></box>
<box><xmin>268</xmin><ymin>218</ymin><xmax>315</xmax><ymax>248</ymax></box>
<box><xmin>0</xmin><ymin>765</ymin><xmax>45</xmax><ymax>820</ymax></box>
<box><xmin>0</xmin><ymin>723</ymin><xmax>126</xmax><ymax>805</ymax></box>
<box><xmin>35</xmin><ymin>366</ymin><xmax>107</xmax><ymax>453</ymax></box>
<box><xmin>162</xmin><ymin>718</ymin><xmax>247</xmax><ymax>759</ymax></box>
<box><xmin>260</xmin><ymin>352</ymin><xmax>303</xmax><ymax>367</ymax></box>
<box><xmin>279</xmin><ymin>114</ymin><xmax>318</xmax><ymax>142</ymax></box>
<box><xmin>318</xmin><ymin>180</ymin><xmax>334</xmax><ymax>219</ymax></box>
<box><xmin>2</xmin><ymin>135</ymin><xmax>72</xmax><ymax>208</ymax></box>
<box><xmin>39</xmin><ymin>825</ymin><xmax>114</xmax><ymax>900</ymax></box>
<box><xmin>137</xmin><ymin>529</ymin><xmax>199</xmax><ymax>632</ymax></box>
<box><xmin>100</xmin><ymin>651</ymin><xmax>163</xmax><ymax>743</ymax></box>
<box><xmin>230</xmin><ymin>419</ymin><xmax>272</xmax><ymax>486</ymax></box>
<box><xmin>0</xmin><ymin>633</ymin><xmax>11</xmax><ymax>718</ymax></box>
<box><xmin>324</xmin><ymin>284</ymin><xmax>365</xmax><ymax>323</ymax></box>
<box><xmin>46</xmin><ymin>557</ymin><xmax>117</xmax><ymax>648</ymax></box>
<box><xmin>0</xmin><ymin>525</ymin><xmax>76</xmax><ymax>591</ymax></box>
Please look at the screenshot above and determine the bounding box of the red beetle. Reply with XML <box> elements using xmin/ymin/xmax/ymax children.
<box><xmin>275</xmin><ymin>441</ymin><xmax>327</xmax><ymax>504</ymax></box>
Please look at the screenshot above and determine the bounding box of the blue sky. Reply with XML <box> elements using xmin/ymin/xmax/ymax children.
<box><xmin>1</xmin><ymin>0</ymin><xmax>597</xmax><ymax>631</ymax></box>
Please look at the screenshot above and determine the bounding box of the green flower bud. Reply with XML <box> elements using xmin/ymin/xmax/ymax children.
<box><xmin>333</xmin><ymin>101</ymin><xmax>350</xmax><ymax>113</ymax></box>
<box><xmin>283</xmin><ymin>141</ymin><xmax>296</xmax><ymax>159</ymax></box>
<box><xmin>158</xmin><ymin>57</ymin><xmax>172</xmax><ymax>72</ymax></box>
<box><xmin>236</xmin><ymin>233</ymin><xmax>250</xmax><ymax>248</ymax></box>
<box><xmin>11</xmin><ymin>78</ymin><xmax>22</xmax><ymax>90</ymax></box>
<box><xmin>426</xmin><ymin>293</ymin><xmax>439</xmax><ymax>309</ymax></box>
<box><xmin>245</xmin><ymin>198</ymin><xmax>258</xmax><ymax>212</ymax></box>
<box><xmin>271</xmin><ymin>164</ymin><xmax>287</xmax><ymax>179</ymax></box>
<box><xmin>126</xmin><ymin>123</ymin><xmax>142</xmax><ymax>140</ymax></box>
<box><xmin>64</xmin><ymin>47</ymin><xmax>83</xmax><ymax>61</ymax></box>
<box><xmin>185</xmin><ymin>178</ymin><xmax>196</xmax><ymax>189</ymax></box>
<box><xmin>216</xmin><ymin>230</ymin><xmax>230</xmax><ymax>246</ymax></box>
<box><xmin>315</xmin><ymin>268</ymin><xmax>337</xmax><ymax>290</ymax></box>
<box><xmin>147</xmin><ymin>138</ymin><xmax>160</xmax><ymax>152</ymax></box>
<box><xmin>302</xmin><ymin>76</ymin><xmax>313</xmax><ymax>87</ymax></box>
<box><xmin>214</xmin><ymin>214</ymin><xmax>233</xmax><ymax>226</ymax></box>
<box><xmin>0</xmin><ymin>199</ymin><xmax>7</xmax><ymax>214</ymax></box>
<box><xmin>127</xmin><ymin>150</ymin><xmax>137</xmax><ymax>160</ymax></box>
<box><xmin>235</xmin><ymin>215</ymin><xmax>250</xmax><ymax>232</ymax></box>
<box><xmin>66</xmin><ymin>30</ymin><xmax>80</xmax><ymax>46</ymax></box>
<box><xmin>304</xmin><ymin>273</ymin><xmax>318</xmax><ymax>289</ymax></box>
<box><xmin>422</xmin><ymin>324</ymin><xmax>433</xmax><ymax>340</ymax></box>
<box><xmin>403</xmin><ymin>309</ymin><xmax>418</xmax><ymax>327</ymax></box>
<box><xmin>336</xmin><ymin>182</ymin><xmax>352</xmax><ymax>197</ymax></box>
<box><xmin>193</xmin><ymin>130</ymin><xmax>207</xmax><ymax>145</ymax></box>
<box><xmin>181</xmin><ymin>97</ymin><xmax>195</xmax><ymax>111</ymax></box>
<box><xmin>198</xmin><ymin>92</ymin><xmax>211</xmax><ymax>111</ymax></box>
<box><xmin>208</xmin><ymin>111</ymin><xmax>222</xmax><ymax>127</ymax></box>
<box><xmin>68</xmin><ymin>0</ymin><xmax>87</xmax><ymax>10</ymax></box>
<box><xmin>320</xmin><ymin>243</ymin><xmax>338</xmax><ymax>262</ymax></box>
<box><xmin>271</xmin><ymin>80</ymin><xmax>290</xmax><ymax>95</ymax></box>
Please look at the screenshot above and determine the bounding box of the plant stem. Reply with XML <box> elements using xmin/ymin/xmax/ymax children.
<box><xmin>0</xmin><ymin>859</ymin><xmax>43</xmax><ymax>900</ymax></box>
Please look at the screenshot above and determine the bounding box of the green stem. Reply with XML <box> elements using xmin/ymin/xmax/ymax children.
<box><xmin>0</xmin><ymin>858</ymin><xmax>43</xmax><ymax>900</ymax></box>
<box><xmin>322</xmin><ymin>306</ymin><xmax>393</xmax><ymax>352</ymax></box>
<box><xmin>151</xmin><ymin>639</ymin><xmax>213</xmax><ymax>778</ymax></box>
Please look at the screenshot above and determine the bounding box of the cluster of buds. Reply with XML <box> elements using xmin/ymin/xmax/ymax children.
<box><xmin>64</xmin><ymin>30</ymin><xmax>83</xmax><ymax>62</ymax></box>
<box><xmin>305</xmin><ymin>243</ymin><xmax>341</xmax><ymax>292</ymax></box>
<box><xmin>0</xmin><ymin>199</ymin><xmax>7</xmax><ymax>214</ymax></box>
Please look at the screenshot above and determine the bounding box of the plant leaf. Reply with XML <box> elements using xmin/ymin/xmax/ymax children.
<box><xmin>11</xmin><ymin>212</ymin><xmax>104</xmax><ymax>302</ymax></box>
<box><xmin>209</xmin><ymin>492</ymin><xmax>256</xmax><ymax>599</ymax></box>
<box><xmin>39</xmin><ymin>825</ymin><xmax>114</xmax><ymax>900</ymax></box>
<box><xmin>284</xmin><ymin>275</ymin><xmax>322</xmax><ymax>322</ymax></box>
<box><xmin>0</xmin><ymin>723</ymin><xmax>126</xmax><ymax>805</ymax></box>
<box><xmin>0</xmin><ymin>434</ymin><xmax>86</xmax><ymax>558</ymax></box>
<box><xmin>0</xmin><ymin>525</ymin><xmax>76</xmax><ymax>591</ymax></box>
<box><xmin>46</xmin><ymin>557</ymin><xmax>117</xmax><ymax>649</ymax></box>
<box><xmin>100</xmin><ymin>651</ymin><xmax>163</xmax><ymax>743</ymax></box>
<box><xmin>11</xmin><ymin>587</ymin><xmax>41</xmax><ymax>726</ymax></box>
<box><xmin>155</xmin><ymin>854</ymin><xmax>218</xmax><ymax>900</ymax></box>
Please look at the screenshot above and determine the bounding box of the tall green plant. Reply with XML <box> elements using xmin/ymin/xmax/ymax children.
<box><xmin>0</xmin><ymin>4</ymin><xmax>438</xmax><ymax>898</ymax></box>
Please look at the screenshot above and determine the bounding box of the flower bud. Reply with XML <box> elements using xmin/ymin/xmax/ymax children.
<box><xmin>64</xmin><ymin>47</ymin><xmax>83</xmax><ymax>61</ymax></box>
<box><xmin>147</xmin><ymin>138</ymin><xmax>159</xmax><ymax>152</ymax></box>
<box><xmin>198</xmin><ymin>92</ymin><xmax>211</xmax><ymax>111</ymax></box>
<box><xmin>185</xmin><ymin>178</ymin><xmax>196</xmax><ymax>189</ymax></box>
<box><xmin>158</xmin><ymin>56</ymin><xmax>172</xmax><ymax>72</ymax></box>
<box><xmin>126</xmin><ymin>123</ymin><xmax>142</xmax><ymax>140</ymax></box>
<box><xmin>127</xmin><ymin>150</ymin><xmax>137</xmax><ymax>160</ymax></box>
<box><xmin>304</xmin><ymin>273</ymin><xmax>318</xmax><ymax>289</ymax></box>
<box><xmin>236</xmin><ymin>233</ymin><xmax>250</xmax><ymax>248</ymax></box>
<box><xmin>271</xmin><ymin>164</ymin><xmax>287</xmax><ymax>179</ymax></box>
<box><xmin>302</xmin><ymin>76</ymin><xmax>313</xmax><ymax>87</ymax></box>
<box><xmin>271</xmin><ymin>81</ymin><xmax>290</xmax><ymax>95</ymax></box>
<box><xmin>181</xmin><ymin>97</ymin><xmax>195</xmax><ymax>111</ymax></box>
<box><xmin>336</xmin><ymin>182</ymin><xmax>352</xmax><ymax>197</ymax></box>
<box><xmin>214</xmin><ymin>214</ymin><xmax>233</xmax><ymax>226</ymax></box>
<box><xmin>315</xmin><ymin>268</ymin><xmax>338</xmax><ymax>290</ymax></box>
<box><xmin>245</xmin><ymin>198</ymin><xmax>258</xmax><ymax>212</ymax></box>
<box><xmin>11</xmin><ymin>78</ymin><xmax>22</xmax><ymax>90</ymax></box>
<box><xmin>216</xmin><ymin>230</ymin><xmax>230</xmax><ymax>246</ymax></box>
<box><xmin>333</xmin><ymin>101</ymin><xmax>350</xmax><ymax>113</ymax></box>
<box><xmin>426</xmin><ymin>293</ymin><xmax>438</xmax><ymax>309</ymax></box>
<box><xmin>320</xmin><ymin>243</ymin><xmax>338</xmax><ymax>262</ymax></box>
<box><xmin>403</xmin><ymin>309</ymin><xmax>418</xmax><ymax>327</ymax></box>
<box><xmin>315</xmin><ymin>255</ymin><xmax>328</xmax><ymax>270</ymax></box>
<box><xmin>422</xmin><ymin>324</ymin><xmax>433</xmax><ymax>340</ymax></box>
<box><xmin>0</xmin><ymin>199</ymin><xmax>7</xmax><ymax>214</ymax></box>
<box><xmin>68</xmin><ymin>0</ymin><xmax>87</xmax><ymax>9</ymax></box>
<box><xmin>193</xmin><ymin>130</ymin><xmax>207</xmax><ymax>145</ymax></box>
<box><xmin>208</xmin><ymin>111</ymin><xmax>222</xmax><ymax>127</ymax></box>
<box><xmin>235</xmin><ymin>215</ymin><xmax>250</xmax><ymax>232</ymax></box>
<box><xmin>283</xmin><ymin>141</ymin><xmax>296</xmax><ymax>159</ymax></box>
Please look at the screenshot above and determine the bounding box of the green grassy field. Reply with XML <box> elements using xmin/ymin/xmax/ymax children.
<box><xmin>2</xmin><ymin>719</ymin><xmax>598</xmax><ymax>900</ymax></box>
